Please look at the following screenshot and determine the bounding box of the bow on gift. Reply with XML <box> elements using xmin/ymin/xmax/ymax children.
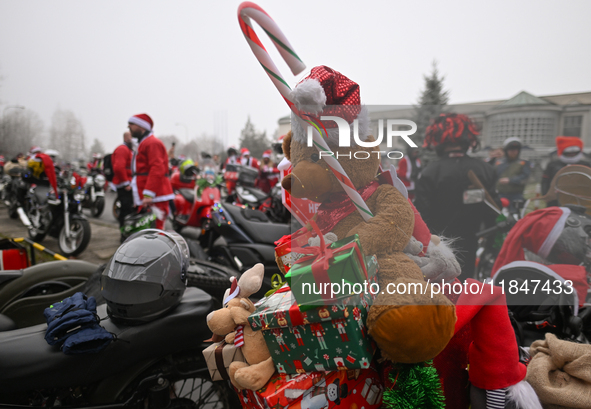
<box><xmin>291</xmin><ymin>220</ymin><xmax>335</xmax><ymax>301</ymax></box>
<box><xmin>265</xmin><ymin>273</ymin><xmax>287</xmax><ymax>297</ymax></box>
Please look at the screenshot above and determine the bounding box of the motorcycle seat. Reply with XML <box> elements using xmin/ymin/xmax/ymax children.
<box><xmin>224</xmin><ymin>204</ymin><xmax>291</xmax><ymax>245</ymax></box>
<box><xmin>242</xmin><ymin>186</ymin><xmax>268</xmax><ymax>202</ymax></box>
<box><xmin>179</xmin><ymin>188</ymin><xmax>194</xmax><ymax>203</ymax></box>
<box><xmin>0</xmin><ymin>287</ymin><xmax>215</xmax><ymax>393</ymax></box>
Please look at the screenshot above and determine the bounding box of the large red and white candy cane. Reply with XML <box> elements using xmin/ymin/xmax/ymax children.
<box><xmin>237</xmin><ymin>2</ymin><xmax>374</xmax><ymax>221</ymax></box>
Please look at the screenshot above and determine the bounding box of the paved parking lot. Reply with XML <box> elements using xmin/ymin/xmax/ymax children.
<box><xmin>0</xmin><ymin>203</ymin><xmax>121</xmax><ymax>266</ymax></box>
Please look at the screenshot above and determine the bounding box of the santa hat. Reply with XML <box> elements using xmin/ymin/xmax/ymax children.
<box><xmin>128</xmin><ymin>113</ymin><xmax>153</xmax><ymax>131</ymax></box>
<box><xmin>262</xmin><ymin>149</ymin><xmax>271</xmax><ymax>158</ymax></box>
<box><xmin>491</xmin><ymin>207</ymin><xmax>571</xmax><ymax>275</ymax></box>
<box><xmin>29</xmin><ymin>146</ymin><xmax>42</xmax><ymax>154</ymax></box>
<box><xmin>240</xmin><ymin>147</ymin><xmax>250</xmax><ymax>156</ymax></box>
<box><xmin>556</xmin><ymin>136</ymin><xmax>583</xmax><ymax>156</ymax></box>
<box><xmin>290</xmin><ymin>65</ymin><xmax>370</xmax><ymax>146</ymax></box>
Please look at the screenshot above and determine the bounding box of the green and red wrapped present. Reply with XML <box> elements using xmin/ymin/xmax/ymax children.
<box><xmin>285</xmin><ymin>221</ymin><xmax>375</xmax><ymax>309</ymax></box>
<box><xmin>234</xmin><ymin>365</ymin><xmax>383</xmax><ymax>409</ymax></box>
<box><xmin>248</xmin><ymin>283</ymin><xmax>376</xmax><ymax>374</ymax></box>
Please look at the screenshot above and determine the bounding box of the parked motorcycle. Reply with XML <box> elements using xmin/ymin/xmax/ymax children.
<box><xmin>171</xmin><ymin>167</ymin><xmax>222</xmax><ymax>233</ymax></box>
<box><xmin>0</xmin><ymin>230</ymin><xmax>239</xmax><ymax>409</ymax></box>
<box><xmin>21</xmin><ymin>172</ymin><xmax>91</xmax><ymax>257</ymax></box>
<box><xmin>236</xmin><ymin>183</ymin><xmax>290</xmax><ymax>224</ymax></box>
<box><xmin>2</xmin><ymin>167</ymin><xmax>28</xmax><ymax>219</ymax></box>
<box><xmin>80</xmin><ymin>170</ymin><xmax>106</xmax><ymax>218</ymax></box>
<box><xmin>0</xmin><ymin>291</ymin><xmax>237</xmax><ymax>409</ymax></box>
<box><xmin>198</xmin><ymin>201</ymin><xmax>294</xmax><ymax>291</ymax></box>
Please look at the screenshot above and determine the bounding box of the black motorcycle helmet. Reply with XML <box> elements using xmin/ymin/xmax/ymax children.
<box><xmin>101</xmin><ymin>229</ymin><xmax>190</xmax><ymax>325</ymax></box>
<box><xmin>423</xmin><ymin>113</ymin><xmax>480</xmax><ymax>156</ymax></box>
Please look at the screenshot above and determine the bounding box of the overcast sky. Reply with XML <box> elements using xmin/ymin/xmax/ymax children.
<box><xmin>1</xmin><ymin>0</ymin><xmax>590</xmax><ymax>153</ymax></box>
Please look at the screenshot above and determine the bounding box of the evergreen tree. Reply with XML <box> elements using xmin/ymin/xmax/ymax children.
<box><xmin>90</xmin><ymin>138</ymin><xmax>105</xmax><ymax>155</ymax></box>
<box><xmin>239</xmin><ymin>116</ymin><xmax>270</xmax><ymax>159</ymax></box>
<box><xmin>413</xmin><ymin>61</ymin><xmax>449</xmax><ymax>145</ymax></box>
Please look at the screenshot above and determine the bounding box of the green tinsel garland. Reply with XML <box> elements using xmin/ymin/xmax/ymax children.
<box><xmin>382</xmin><ymin>360</ymin><xmax>445</xmax><ymax>409</ymax></box>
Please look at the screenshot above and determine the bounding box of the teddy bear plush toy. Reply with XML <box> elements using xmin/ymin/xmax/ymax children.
<box><xmin>206</xmin><ymin>263</ymin><xmax>275</xmax><ymax>391</ymax></box>
<box><xmin>281</xmin><ymin>65</ymin><xmax>456</xmax><ymax>364</ymax></box>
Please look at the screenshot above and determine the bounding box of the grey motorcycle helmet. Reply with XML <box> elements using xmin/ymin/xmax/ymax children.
<box><xmin>102</xmin><ymin>229</ymin><xmax>190</xmax><ymax>325</ymax></box>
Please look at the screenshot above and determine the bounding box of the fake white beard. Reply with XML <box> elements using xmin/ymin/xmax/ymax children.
<box><xmin>559</xmin><ymin>152</ymin><xmax>584</xmax><ymax>164</ymax></box>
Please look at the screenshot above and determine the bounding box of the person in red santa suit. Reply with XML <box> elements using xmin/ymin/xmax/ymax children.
<box><xmin>240</xmin><ymin>148</ymin><xmax>259</xmax><ymax>169</ymax></box>
<box><xmin>128</xmin><ymin>114</ymin><xmax>174</xmax><ymax>230</ymax></box>
<box><xmin>256</xmin><ymin>149</ymin><xmax>280</xmax><ymax>193</ymax></box>
<box><xmin>26</xmin><ymin>146</ymin><xmax>58</xmax><ymax>194</ymax></box>
<box><xmin>396</xmin><ymin>146</ymin><xmax>421</xmax><ymax>201</ymax></box>
<box><xmin>112</xmin><ymin>131</ymin><xmax>134</xmax><ymax>229</ymax></box>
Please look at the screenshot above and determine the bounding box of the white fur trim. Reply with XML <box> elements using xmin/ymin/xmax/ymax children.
<box><xmin>290</xmin><ymin>105</ymin><xmax>371</xmax><ymax>147</ymax></box>
<box><xmin>507</xmin><ymin>381</ymin><xmax>543</xmax><ymax>409</ymax></box>
<box><xmin>277</xmin><ymin>157</ymin><xmax>291</xmax><ymax>171</ymax></box>
<box><xmin>290</xmin><ymin>78</ymin><xmax>326</xmax><ymax>113</ymax></box>
<box><xmin>559</xmin><ymin>152</ymin><xmax>584</xmax><ymax>164</ymax></box>
<box><xmin>143</xmin><ymin>189</ymin><xmax>156</xmax><ymax>198</ymax></box>
<box><xmin>128</xmin><ymin>116</ymin><xmax>152</xmax><ymax>131</ymax></box>
<box><xmin>538</xmin><ymin>207</ymin><xmax>570</xmax><ymax>259</ymax></box>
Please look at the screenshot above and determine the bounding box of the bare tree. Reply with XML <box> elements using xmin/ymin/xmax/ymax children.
<box><xmin>49</xmin><ymin>109</ymin><xmax>86</xmax><ymax>162</ymax></box>
<box><xmin>0</xmin><ymin>108</ymin><xmax>44</xmax><ymax>157</ymax></box>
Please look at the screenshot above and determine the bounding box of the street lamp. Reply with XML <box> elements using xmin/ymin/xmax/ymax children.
<box><xmin>175</xmin><ymin>122</ymin><xmax>189</xmax><ymax>144</ymax></box>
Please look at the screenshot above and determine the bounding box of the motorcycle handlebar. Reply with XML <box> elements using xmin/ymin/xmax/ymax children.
<box><xmin>476</xmin><ymin>216</ymin><xmax>517</xmax><ymax>238</ymax></box>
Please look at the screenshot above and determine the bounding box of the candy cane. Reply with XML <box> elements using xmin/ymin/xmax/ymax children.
<box><xmin>237</xmin><ymin>2</ymin><xmax>374</xmax><ymax>221</ymax></box>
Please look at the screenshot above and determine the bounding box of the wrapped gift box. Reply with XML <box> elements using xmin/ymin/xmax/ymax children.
<box><xmin>285</xmin><ymin>234</ymin><xmax>373</xmax><ymax>309</ymax></box>
<box><xmin>248</xmin><ymin>271</ymin><xmax>377</xmax><ymax>375</ymax></box>
<box><xmin>234</xmin><ymin>365</ymin><xmax>383</xmax><ymax>409</ymax></box>
<box><xmin>203</xmin><ymin>340</ymin><xmax>246</xmax><ymax>381</ymax></box>
<box><xmin>274</xmin><ymin>226</ymin><xmax>314</xmax><ymax>274</ymax></box>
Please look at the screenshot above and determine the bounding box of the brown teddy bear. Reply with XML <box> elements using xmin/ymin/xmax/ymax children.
<box><xmin>281</xmin><ymin>66</ymin><xmax>456</xmax><ymax>364</ymax></box>
<box><xmin>206</xmin><ymin>263</ymin><xmax>275</xmax><ymax>390</ymax></box>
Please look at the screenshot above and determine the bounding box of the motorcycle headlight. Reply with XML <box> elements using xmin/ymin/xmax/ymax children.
<box><xmin>95</xmin><ymin>174</ymin><xmax>106</xmax><ymax>188</ymax></box>
<box><xmin>85</xmin><ymin>176</ymin><xmax>94</xmax><ymax>186</ymax></box>
<box><xmin>74</xmin><ymin>192</ymin><xmax>85</xmax><ymax>202</ymax></box>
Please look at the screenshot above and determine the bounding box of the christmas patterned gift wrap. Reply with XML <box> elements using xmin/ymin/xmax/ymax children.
<box><xmin>248</xmin><ymin>285</ymin><xmax>376</xmax><ymax>375</ymax></box>
<box><xmin>286</xmin><ymin>232</ymin><xmax>374</xmax><ymax>309</ymax></box>
<box><xmin>203</xmin><ymin>340</ymin><xmax>246</xmax><ymax>381</ymax></box>
<box><xmin>234</xmin><ymin>365</ymin><xmax>383</xmax><ymax>409</ymax></box>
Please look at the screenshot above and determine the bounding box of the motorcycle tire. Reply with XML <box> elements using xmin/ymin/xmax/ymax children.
<box><xmin>91</xmin><ymin>197</ymin><xmax>105</xmax><ymax>218</ymax></box>
<box><xmin>118</xmin><ymin>350</ymin><xmax>240</xmax><ymax>409</ymax></box>
<box><xmin>186</xmin><ymin>258</ymin><xmax>239</xmax><ymax>302</ymax></box>
<box><xmin>58</xmin><ymin>218</ymin><xmax>91</xmax><ymax>257</ymax></box>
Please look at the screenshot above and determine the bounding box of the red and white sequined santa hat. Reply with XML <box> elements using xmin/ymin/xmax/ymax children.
<box><xmin>128</xmin><ymin>113</ymin><xmax>153</xmax><ymax>132</ymax></box>
<box><xmin>289</xmin><ymin>65</ymin><xmax>370</xmax><ymax>146</ymax></box>
<box><xmin>491</xmin><ymin>207</ymin><xmax>571</xmax><ymax>275</ymax></box>
<box><xmin>556</xmin><ymin>136</ymin><xmax>583</xmax><ymax>156</ymax></box>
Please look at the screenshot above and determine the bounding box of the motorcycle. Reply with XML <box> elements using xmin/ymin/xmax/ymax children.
<box><xmin>198</xmin><ymin>201</ymin><xmax>295</xmax><ymax>292</ymax></box>
<box><xmin>80</xmin><ymin>170</ymin><xmax>107</xmax><ymax>218</ymax></box>
<box><xmin>21</xmin><ymin>172</ymin><xmax>92</xmax><ymax>257</ymax></box>
<box><xmin>2</xmin><ymin>167</ymin><xmax>28</xmax><ymax>220</ymax></box>
<box><xmin>171</xmin><ymin>167</ymin><xmax>223</xmax><ymax>233</ymax></box>
<box><xmin>235</xmin><ymin>183</ymin><xmax>290</xmax><ymax>224</ymax></box>
<box><xmin>0</xmin><ymin>287</ymin><xmax>238</xmax><ymax>409</ymax></box>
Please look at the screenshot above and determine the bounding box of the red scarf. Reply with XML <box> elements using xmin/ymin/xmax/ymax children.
<box><xmin>316</xmin><ymin>181</ymin><xmax>379</xmax><ymax>234</ymax></box>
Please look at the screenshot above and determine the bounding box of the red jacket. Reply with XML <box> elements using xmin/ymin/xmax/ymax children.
<box><xmin>112</xmin><ymin>144</ymin><xmax>133</xmax><ymax>188</ymax></box>
<box><xmin>396</xmin><ymin>156</ymin><xmax>421</xmax><ymax>191</ymax></box>
<box><xmin>241</xmin><ymin>156</ymin><xmax>259</xmax><ymax>169</ymax></box>
<box><xmin>131</xmin><ymin>135</ymin><xmax>174</xmax><ymax>205</ymax></box>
